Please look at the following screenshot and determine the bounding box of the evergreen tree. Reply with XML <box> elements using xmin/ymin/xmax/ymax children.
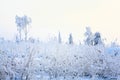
<box><xmin>93</xmin><ymin>32</ymin><xmax>103</xmax><ymax>45</ymax></box>
<box><xmin>68</xmin><ymin>33</ymin><xmax>73</xmax><ymax>44</ymax></box>
<box><xmin>58</xmin><ymin>32</ymin><xmax>62</xmax><ymax>43</ymax></box>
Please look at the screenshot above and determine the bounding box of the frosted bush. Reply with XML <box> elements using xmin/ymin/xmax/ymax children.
<box><xmin>0</xmin><ymin>41</ymin><xmax>120</xmax><ymax>79</ymax></box>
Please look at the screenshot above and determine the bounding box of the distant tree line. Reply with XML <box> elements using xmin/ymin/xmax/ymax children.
<box><xmin>15</xmin><ymin>15</ymin><xmax>103</xmax><ymax>45</ymax></box>
<box><xmin>58</xmin><ymin>27</ymin><xmax>103</xmax><ymax>46</ymax></box>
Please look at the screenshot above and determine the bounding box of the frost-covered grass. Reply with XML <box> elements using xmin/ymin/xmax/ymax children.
<box><xmin>0</xmin><ymin>41</ymin><xmax>120</xmax><ymax>80</ymax></box>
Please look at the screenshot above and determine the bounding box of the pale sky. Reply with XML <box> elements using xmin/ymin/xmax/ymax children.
<box><xmin>0</xmin><ymin>0</ymin><xmax>120</xmax><ymax>44</ymax></box>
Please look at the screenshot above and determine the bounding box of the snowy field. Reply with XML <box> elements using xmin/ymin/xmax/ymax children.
<box><xmin>0</xmin><ymin>40</ymin><xmax>120</xmax><ymax>80</ymax></box>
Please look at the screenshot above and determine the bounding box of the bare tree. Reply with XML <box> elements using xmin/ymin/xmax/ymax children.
<box><xmin>15</xmin><ymin>15</ymin><xmax>32</xmax><ymax>41</ymax></box>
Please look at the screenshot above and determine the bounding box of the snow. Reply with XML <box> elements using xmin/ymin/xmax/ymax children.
<box><xmin>0</xmin><ymin>40</ymin><xmax>120</xmax><ymax>80</ymax></box>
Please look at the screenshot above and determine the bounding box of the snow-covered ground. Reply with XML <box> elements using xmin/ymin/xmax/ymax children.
<box><xmin>0</xmin><ymin>40</ymin><xmax>120</xmax><ymax>80</ymax></box>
